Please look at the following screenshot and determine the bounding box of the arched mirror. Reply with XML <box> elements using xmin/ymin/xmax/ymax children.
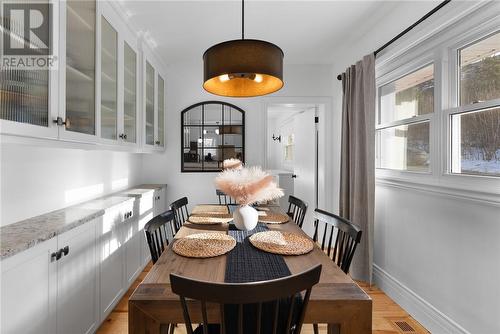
<box><xmin>181</xmin><ymin>101</ymin><xmax>245</xmax><ymax>172</ymax></box>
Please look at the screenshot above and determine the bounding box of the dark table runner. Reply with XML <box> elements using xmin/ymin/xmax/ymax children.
<box><xmin>225</xmin><ymin>223</ymin><xmax>291</xmax><ymax>283</ymax></box>
<box><xmin>223</xmin><ymin>223</ymin><xmax>300</xmax><ymax>333</ymax></box>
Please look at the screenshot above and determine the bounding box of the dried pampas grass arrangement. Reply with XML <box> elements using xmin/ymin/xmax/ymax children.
<box><xmin>222</xmin><ymin>158</ymin><xmax>243</xmax><ymax>170</ymax></box>
<box><xmin>215</xmin><ymin>166</ymin><xmax>284</xmax><ymax>206</ymax></box>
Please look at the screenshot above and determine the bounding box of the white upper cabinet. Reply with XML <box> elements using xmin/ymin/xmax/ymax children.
<box><xmin>99</xmin><ymin>2</ymin><xmax>141</xmax><ymax>148</ymax></box>
<box><xmin>60</xmin><ymin>0</ymin><xmax>99</xmax><ymax>143</ymax></box>
<box><xmin>142</xmin><ymin>45</ymin><xmax>167</xmax><ymax>152</ymax></box>
<box><xmin>99</xmin><ymin>16</ymin><xmax>119</xmax><ymax>142</ymax></box>
<box><xmin>122</xmin><ymin>40</ymin><xmax>139</xmax><ymax>146</ymax></box>
<box><xmin>0</xmin><ymin>0</ymin><xmax>163</xmax><ymax>152</ymax></box>
<box><xmin>0</xmin><ymin>1</ymin><xmax>59</xmax><ymax>140</ymax></box>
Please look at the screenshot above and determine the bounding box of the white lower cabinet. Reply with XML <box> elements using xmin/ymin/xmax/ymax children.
<box><xmin>98</xmin><ymin>203</ymin><xmax>128</xmax><ymax>320</ymax></box>
<box><xmin>153</xmin><ymin>187</ymin><xmax>167</xmax><ymax>216</ymax></box>
<box><xmin>0</xmin><ymin>189</ymin><xmax>164</xmax><ymax>334</ymax></box>
<box><xmin>123</xmin><ymin>204</ymin><xmax>142</xmax><ymax>286</ymax></box>
<box><xmin>56</xmin><ymin>220</ymin><xmax>99</xmax><ymax>334</ymax></box>
<box><xmin>1</xmin><ymin>238</ymin><xmax>58</xmax><ymax>334</ymax></box>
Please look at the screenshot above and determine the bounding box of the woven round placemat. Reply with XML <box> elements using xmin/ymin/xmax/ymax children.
<box><xmin>188</xmin><ymin>214</ymin><xmax>233</xmax><ymax>225</ymax></box>
<box><xmin>191</xmin><ymin>205</ymin><xmax>229</xmax><ymax>215</ymax></box>
<box><xmin>257</xmin><ymin>211</ymin><xmax>290</xmax><ymax>224</ymax></box>
<box><xmin>249</xmin><ymin>231</ymin><xmax>313</xmax><ymax>255</ymax></box>
<box><xmin>173</xmin><ymin>233</ymin><xmax>236</xmax><ymax>258</ymax></box>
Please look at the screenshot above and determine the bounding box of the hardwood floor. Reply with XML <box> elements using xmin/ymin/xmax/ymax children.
<box><xmin>96</xmin><ymin>263</ymin><xmax>429</xmax><ymax>334</ymax></box>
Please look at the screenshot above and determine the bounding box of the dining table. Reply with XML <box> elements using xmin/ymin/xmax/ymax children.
<box><xmin>129</xmin><ymin>204</ymin><xmax>372</xmax><ymax>334</ymax></box>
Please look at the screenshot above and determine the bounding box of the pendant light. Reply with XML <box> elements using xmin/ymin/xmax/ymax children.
<box><xmin>203</xmin><ymin>0</ymin><xmax>284</xmax><ymax>97</ymax></box>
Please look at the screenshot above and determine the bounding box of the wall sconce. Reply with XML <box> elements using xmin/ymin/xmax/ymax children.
<box><xmin>272</xmin><ymin>134</ymin><xmax>281</xmax><ymax>143</ymax></box>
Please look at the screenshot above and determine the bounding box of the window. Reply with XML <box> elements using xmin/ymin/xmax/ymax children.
<box><xmin>375</xmin><ymin>3</ymin><xmax>500</xmax><ymax>196</ymax></box>
<box><xmin>377</xmin><ymin>64</ymin><xmax>434</xmax><ymax>172</ymax></box>
<box><xmin>451</xmin><ymin>31</ymin><xmax>500</xmax><ymax>176</ymax></box>
<box><xmin>377</xmin><ymin>121</ymin><xmax>430</xmax><ymax>172</ymax></box>
<box><xmin>181</xmin><ymin>101</ymin><xmax>245</xmax><ymax>172</ymax></box>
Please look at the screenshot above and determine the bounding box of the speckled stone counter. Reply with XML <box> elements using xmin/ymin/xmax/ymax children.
<box><xmin>135</xmin><ymin>184</ymin><xmax>167</xmax><ymax>190</ymax></box>
<box><xmin>0</xmin><ymin>184</ymin><xmax>166</xmax><ymax>260</ymax></box>
<box><xmin>0</xmin><ymin>206</ymin><xmax>103</xmax><ymax>260</ymax></box>
<box><xmin>77</xmin><ymin>196</ymin><xmax>134</xmax><ymax>211</ymax></box>
<box><xmin>118</xmin><ymin>188</ymin><xmax>155</xmax><ymax>198</ymax></box>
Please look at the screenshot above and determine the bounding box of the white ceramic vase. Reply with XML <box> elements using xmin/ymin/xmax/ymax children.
<box><xmin>233</xmin><ymin>205</ymin><xmax>258</xmax><ymax>231</ymax></box>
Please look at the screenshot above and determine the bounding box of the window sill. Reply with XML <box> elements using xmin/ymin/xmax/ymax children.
<box><xmin>375</xmin><ymin>174</ymin><xmax>500</xmax><ymax>207</ymax></box>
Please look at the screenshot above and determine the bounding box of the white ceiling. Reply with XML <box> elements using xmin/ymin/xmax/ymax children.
<box><xmin>119</xmin><ymin>0</ymin><xmax>439</xmax><ymax>65</ymax></box>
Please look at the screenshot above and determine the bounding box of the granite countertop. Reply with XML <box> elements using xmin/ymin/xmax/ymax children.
<box><xmin>118</xmin><ymin>188</ymin><xmax>155</xmax><ymax>198</ymax></box>
<box><xmin>77</xmin><ymin>196</ymin><xmax>134</xmax><ymax>211</ymax></box>
<box><xmin>0</xmin><ymin>206</ymin><xmax>103</xmax><ymax>260</ymax></box>
<box><xmin>135</xmin><ymin>184</ymin><xmax>167</xmax><ymax>190</ymax></box>
<box><xmin>0</xmin><ymin>184</ymin><xmax>166</xmax><ymax>260</ymax></box>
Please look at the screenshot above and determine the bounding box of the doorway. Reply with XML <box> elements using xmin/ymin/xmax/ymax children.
<box><xmin>265</xmin><ymin>102</ymin><xmax>326</xmax><ymax>236</ymax></box>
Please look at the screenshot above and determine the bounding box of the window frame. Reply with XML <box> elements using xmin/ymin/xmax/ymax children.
<box><xmin>180</xmin><ymin>101</ymin><xmax>245</xmax><ymax>173</ymax></box>
<box><xmin>375</xmin><ymin>4</ymin><xmax>500</xmax><ymax>196</ymax></box>
<box><xmin>445</xmin><ymin>28</ymin><xmax>500</xmax><ymax>178</ymax></box>
<box><xmin>376</xmin><ymin>53</ymin><xmax>436</xmax><ymax>177</ymax></box>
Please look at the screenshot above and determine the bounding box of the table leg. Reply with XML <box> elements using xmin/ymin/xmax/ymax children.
<box><xmin>129</xmin><ymin>301</ymin><xmax>161</xmax><ymax>334</ymax></box>
<box><xmin>337</xmin><ymin>302</ymin><xmax>372</xmax><ymax>334</ymax></box>
<box><xmin>327</xmin><ymin>324</ymin><xmax>340</xmax><ymax>334</ymax></box>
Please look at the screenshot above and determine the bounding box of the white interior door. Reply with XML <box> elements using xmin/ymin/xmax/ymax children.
<box><xmin>292</xmin><ymin>108</ymin><xmax>317</xmax><ymax>236</ymax></box>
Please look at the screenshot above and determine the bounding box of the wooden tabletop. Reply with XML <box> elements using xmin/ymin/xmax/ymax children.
<box><xmin>129</xmin><ymin>205</ymin><xmax>372</xmax><ymax>334</ymax></box>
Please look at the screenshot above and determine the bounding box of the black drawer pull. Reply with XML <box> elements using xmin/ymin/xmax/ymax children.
<box><xmin>62</xmin><ymin>246</ymin><xmax>69</xmax><ymax>257</ymax></box>
<box><xmin>51</xmin><ymin>249</ymin><xmax>63</xmax><ymax>262</ymax></box>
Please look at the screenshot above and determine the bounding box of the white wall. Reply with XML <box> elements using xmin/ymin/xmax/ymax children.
<box><xmin>0</xmin><ymin>144</ymin><xmax>142</xmax><ymax>226</ymax></box>
<box><xmin>329</xmin><ymin>1</ymin><xmax>500</xmax><ymax>333</ymax></box>
<box><xmin>267</xmin><ymin>114</ymin><xmax>295</xmax><ymax>171</ymax></box>
<box><xmin>141</xmin><ymin>62</ymin><xmax>333</xmax><ymax>209</ymax></box>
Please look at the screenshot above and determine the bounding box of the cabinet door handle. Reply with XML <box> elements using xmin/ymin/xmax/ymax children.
<box><xmin>51</xmin><ymin>249</ymin><xmax>63</xmax><ymax>262</ymax></box>
<box><xmin>62</xmin><ymin>246</ymin><xmax>69</xmax><ymax>257</ymax></box>
<box><xmin>53</xmin><ymin>117</ymin><xmax>67</xmax><ymax>126</ymax></box>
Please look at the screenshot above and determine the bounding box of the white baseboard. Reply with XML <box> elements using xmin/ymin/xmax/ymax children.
<box><xmin>373</xmin><ymin>264</ymin><xmax>470</xmax><ymax>334</ymax></box>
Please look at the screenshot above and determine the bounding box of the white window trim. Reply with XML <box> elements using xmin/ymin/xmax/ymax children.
<box><xmin>375</xmin><ymin>1</ymin><xmax>500</xmax><ymax>198</ymax></box>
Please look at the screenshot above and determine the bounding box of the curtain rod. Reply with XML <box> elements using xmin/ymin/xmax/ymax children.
<box><xmin>336</xmin><ymin>0</ymin><xmax>451</xmax><ymax>81</ymax></box>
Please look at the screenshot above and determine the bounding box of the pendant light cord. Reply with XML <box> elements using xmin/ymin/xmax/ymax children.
<box><xmin>241</xmin><ymin>0</ymin><xmax>245</xmax><ymax>39</ymax></box>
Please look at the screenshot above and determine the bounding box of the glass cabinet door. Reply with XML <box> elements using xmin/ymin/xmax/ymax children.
<box><xmin>100</xmin><ymin>17</ymin><xmax>118</xmax><ymax>140</ymax></box>
<box><xmin>157</xmin><ymin>75</ymin><xmax>165</xmax><ymax>147</ymax></box>
<box><xmin>65</xmin><ymin>0</ymin><xmax>96</xmax><ymax>135</ymax></box>
<box><xmin>0</xmin><ymin>0</ymin><xmax>50</xmax><ymax>134</ymax></box>
<box><xmin>145</xmin><ymin>61</ymin><xmax>155</xmax><ymax>146</ymax></box>
<box><xmin>123</xmin><ymin>43</ymin><xmax>137</xmax><ymax>143</ymax></box>
<box><xmin>1</xmin><ymin>69</ymin><xmax>49</xmax><ymax>126</ymax></box>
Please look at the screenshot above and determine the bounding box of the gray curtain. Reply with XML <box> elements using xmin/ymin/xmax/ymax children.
<box><xmin>339</xmin><ymin>54</ymin><xmax>375</xmax><ymax>283</ymax></box>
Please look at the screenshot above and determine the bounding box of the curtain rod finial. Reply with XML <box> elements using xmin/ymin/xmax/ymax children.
<box><xmin>337</xmin><ymin>74</ymin><xmax>342</xmax><ymax>81</ymax></box>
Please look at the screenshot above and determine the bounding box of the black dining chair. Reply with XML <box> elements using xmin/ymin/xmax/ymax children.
<box><xmin>216</xmin><ymin>189</ymin><xmax>236</xmax><ymax>205</ymax></box>
<box><xmin>144</xmin><ymin>210</ymin><xmax>177</xmax><ymax>334</ymax></box>
<box><xmin>312</xmin><ymin>208</ymin><xmax>362</xmax><ymax>274</ymax></box>
<box><xmin>170</xmin><ymin>197</ymin><xmax>189</xmax><ymax>234</ymax></box>
<box><xmin>144</xmin><ymin>210</ymin><xmax>176</xmax><ymax>264</ymax></box>
<box><xmin>311</xmin><ymin>209</ymin><xmax>362</xmax><ymax>334</ymax></box>
<box><xmin>287</xmin><ymin>195</ymin><xmax>308</xmax><ymax>228</ymax></box>
<box><xmin>170</xmin><ymin>264</ymin><xmax>322</xmax><ymax>334</ymax></box>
